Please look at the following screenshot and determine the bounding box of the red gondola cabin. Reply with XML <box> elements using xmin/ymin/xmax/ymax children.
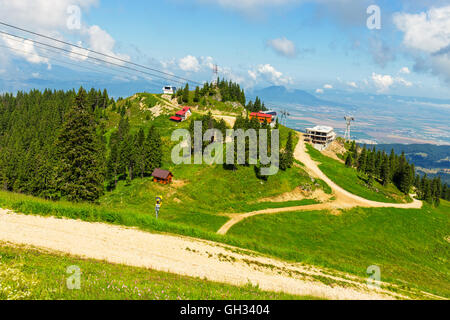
<box><xmin>152</xmin><ymin>168</ymin><xmax>173</xmax><ymax>184</ymax></box>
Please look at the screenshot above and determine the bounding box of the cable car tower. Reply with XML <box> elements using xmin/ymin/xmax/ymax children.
<box><xmin>212</xmin><ymin>64</ymin><xmax>219</xmax><ymax>86</ymax></box>
<box><xmin>280</xmin><ymin>109</ymin><xmax>291</xmax><ymax>126</ymax></box>
<box><xmin>344</xmin><ymin>116</ymin><xmax>355</xmax><ymax>141</ymax></box>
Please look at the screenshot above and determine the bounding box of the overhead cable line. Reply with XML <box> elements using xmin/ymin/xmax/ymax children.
<box><xmin>0</xmin><ymin>21</ymin><xmax>202</xmax><ymax>86</ymax></box>
<box><xmin>0</xmin><ymin>42</ymin><xmax>172</xmax><ymax>90</ymax></box>
<box><xmin>0</xmin><ymin>30</ymin><xmax>196</xmax><ymax>87</ymax></box>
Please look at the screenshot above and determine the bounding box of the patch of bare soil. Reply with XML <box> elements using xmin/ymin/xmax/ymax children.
<box><xmin>258</xmin><ymin>187</ymin><xmax>331</xmax><ymax>203</ymax></box>
<box><xmin>322</xmin><ymin>140</ymin><xmax>347</xmax><ymax>163</ymax></box>
<box><xmin>171</xmin><ymin>180</ymin><xmax>188</xmax><ymax>188</ymax></box>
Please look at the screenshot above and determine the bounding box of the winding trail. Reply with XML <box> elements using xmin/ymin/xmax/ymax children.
<box><xmin>217</xmin><ymin>133</ymin><xmax>422</xmax><ymax>235</ymax></box>
<box><xmin>0</xmin><ymin>134</ymin><xmax>426</xmax><ymax>300</ymax></box>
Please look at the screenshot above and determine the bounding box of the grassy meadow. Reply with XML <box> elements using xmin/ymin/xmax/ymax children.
<box><xmin>0</xmin><ymin>244</ymin><xmax>313</xmax><ymax>300</ymax></box>
<box><xmin>228</xmin><ymin>201</ymin><xmax>450</xmax><ymax>298</ymax></box>
<box><xmin>306</xmin><ymin>144</ymin><xmax>411</xmax><ymax>203</ymax></box>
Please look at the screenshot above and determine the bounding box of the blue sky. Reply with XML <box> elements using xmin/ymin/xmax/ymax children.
<box><xmin>1</xmin><ymin>0</ymin><xmax>450</xmax><ymax>99</ymax></box>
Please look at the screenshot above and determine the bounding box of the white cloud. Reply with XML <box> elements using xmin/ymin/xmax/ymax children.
<box><xmin>315</xmin><ymin>88</ymin><xmax>324</xmax><ymax>94</ymax></box>
<box><xmin>394</xmin><ymin>6</ymin><xmax>450</xmax><ymax>54</ymax></box>
<box><xmin>323</xmin><ymin>84</ymin><xmax>333</xmax><ymax>89</ymax></box>
<box><xmin>0</xmin><ymin>0</ymin><xmax>130</xmax><ymax>72</ymax></box>
<box><xmin>85</xmin><ymin>25</ymin><xmax>130</xmax><ymax>64</ymax></box>
<box><xmin>371</xmin><ymin>73</ymin><xmax>394</xmax><ymax>92</ymax></box>
<box><xmin>347</xmin><ymin>81</ymin><xmax>358</xmax><ymax>88</ymax></box>
<box><xmin>0</xmin><ymin>0</ymin><xmax>98</xmax><ymax>31</ymax></box>
<box><xmin>267</xmin><ymin>37</ymin><xmax>297</xmax><ymax>58</ymax></box>
<box><xmin>249</xmin><ymin>64</ymin><xmax>292</xmax><ymax>85</ymax></box>
<box><xmin>202</xmin><ymin>0</ymin><xmax>299</xmax><ymax>12</ymax></box>
<box><xmin>178</xmin><ymin>55</ymin><xmax>201</xmax><ymax>72</ymax></box>
<box><xmin>394</xmin><ymin>6</ymin><xmax>450</xmax><ymax>82</ymax></box>
<box><xmin>399</xmin><ymin>67</ymin><xmax>411</xmax><ymax>74</ymax></box>
<box><xmin>396</xmin><ymin>77</ymin><xmax>413</xmax><ymax>87</ymax></box>
<box><xmin>69</xmin><ymin>41</ymin><xmax>89</xmax><ymax>62</ymax></box>
<box><xmin>371</xmin><ymin>73</ymin><xmax>413</xmax><ymax>92</ymax></box>
<box><xmin>1</xmin><ymin>35</ymin><xmax>50</xmax><ymax>67</ymax></box>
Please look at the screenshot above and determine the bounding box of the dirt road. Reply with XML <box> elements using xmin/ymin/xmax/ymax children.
<box><xmin>0</xmin><ymin>209</ymin><xmax>401</xmax><ymax>300</ymax></box>
<box><xmin>0</xmin><ymin>134</ymin><xmax>425</xmax><ymax>300</ymax></box>
<box><xmin>217</xmin><ymin>133</ymin><xmax>422</xmax><ymax>235</ymax></box>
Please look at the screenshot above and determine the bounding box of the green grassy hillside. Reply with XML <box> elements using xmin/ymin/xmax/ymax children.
<box><xmin>0</xmin><ymin>244</ymin><xmax>312</xmax><ymax>300</ymax></box>
<box><xmin>1</xmin><ymin>90</ymin><xmax>448</xmax><ymax>300</ymax></box>
<box><xmin>228</xmin><ymin>201</ymin><xmax>450</xmax><ymax>298</ymax></box>
<box><xmin>306</xmin><ymin>144</ymin><xmax>411</xmax><ymax>203</ymax></box>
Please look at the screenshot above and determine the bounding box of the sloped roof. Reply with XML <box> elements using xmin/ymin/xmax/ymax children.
<box><xmin>250</xmin><ymin>112</ymin><xmax>272</xmax><ymax>118</ymax></box>
<box><xmin>152</xmin><ymin>168</ymin><xmax>172</xmax><ymax>180</ymax></box>
<box><xmin>170</xmin><ymin>116</ymin><xmax>182</xmax><ymax>122</ymax></box>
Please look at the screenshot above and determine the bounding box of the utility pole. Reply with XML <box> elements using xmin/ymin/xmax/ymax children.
<box><xmin>213</xmin><ymin>64</ymin><xmax>219</xmax><ymax>86</ymax></box>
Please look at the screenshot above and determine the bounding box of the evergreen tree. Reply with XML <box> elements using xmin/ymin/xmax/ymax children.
<box><xmin>194</xmin><ymin>86</ymin><xmax>200</xmax><ymax>103</ymax></box>
<box><xmin>144</xmin><ymin>126</ymin><xmax>162</xmax><ymax>175</ymax></box>
<box><xmin>134</xmin><ymin>128</ymin><xmax>146</xmax><ymax>178</ymax></box>
<box><xmin>357</xmin><ymin>147</ymin><xmax>367</xmax><ymax>172</ymax></box>
<box><xmin>381</xmin><ymin>154</ymin><xmax>390</xmax><ymax>186</ymax></box>
<box><xmin>55</xmin><ymin>88</ymin><xmax>105</xmax><ymax>202</ymax></box>
<box><xmin>182</xmin><ymin>84</ymin><xmax>190</xmax><ymax>103</ymax></box>
<box><xmin>345</xmin><ymin>153</ymin><xmax>353</xmax><ymax>167</ymax></box>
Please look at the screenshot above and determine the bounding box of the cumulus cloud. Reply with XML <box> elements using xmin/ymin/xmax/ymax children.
<box><xmin>178</xmin><ymin>55</ymin><xmax>201</xmax><ymax>72</ymax></box>
<box><xmin>0</xmin><ymin>0</ymin><xmax>130</xmax><ymax>72</ymax></box>
<box><xmin>371</xmin><ymin>72</ymin><xmax>413</xmax><ymax>92</ymax></box>
<box><xmin>394</xmin><ymin>5</ymin><xmax>450</xmax><ymax>82</ymax></box>
<box><xmin>1</xmin><ymin>35</ymin><xmax>50</xmax><ymax>67</ymax></box>
<box><xmin>267</xmin><ymin>37</ymin><xmax>297</xmax><ymax>58</ymax></box>
<box><xmin>324</xmin><ymin>84</ymin><xmax>333</xmax><ymax>89</ymax></box>
<box><xmin>372</xmin><ymin>73</ymin><xmax>393</xmax><ymax>92</ymax></box>
<box><xmin>347</xmin><ymin>81</ymin><xmax>358</xmax><ymax>88</ymax></box>
<box><xmin>399</xmin><ymin>67</ymin><xmax>410</xmax><ymax>74</ymax></box>
<box><xmin>85</xmin><ymin>25</ymin><xmax>130</xmax><ymax>63</ymax></box>
<box><xmin>248</xmin><ymin>64</ymin><xmax>292</xmax><ymax>85</ymax></box>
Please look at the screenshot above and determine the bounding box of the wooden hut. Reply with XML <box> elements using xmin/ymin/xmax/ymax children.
<box><xmin>152</xmin><ymin>168</ymin><xmax>173</xmax><ymax>185</ymax></box>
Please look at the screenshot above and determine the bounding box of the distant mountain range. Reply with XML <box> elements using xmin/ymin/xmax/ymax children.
<box><xmin>251</xmin><ymin>86</ymin><xmax>352</xmax><ymax>108</ymax></box>
<box><xmin>251</xmin><ymin>85</ymin><xmax>450</xmax><ymax>109</ymax></box>
<box><xmin>252</xmin><ymin>86</ymin><xmax>325</xmax><ymax>105</ymax></box>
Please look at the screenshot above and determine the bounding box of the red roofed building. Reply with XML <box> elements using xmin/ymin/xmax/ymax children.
<box><xmin>170</xmin><ymin>116</ymin><xmax>182</xmax><ymax>122</ymax></box>
<box><xmin>170</xmin><ymin>107</ymin><xmax>191</xmax><ymax>122</ymax></box>
<box><xmin>249</xmin><ymin>112</ymin><xmax>273</xmax><ymax>124</ymax></box>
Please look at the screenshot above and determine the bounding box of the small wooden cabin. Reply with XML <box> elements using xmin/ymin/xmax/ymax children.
<box><xmin>152</xmin><ymin>168</ymin><xmax>173</xmax><ymax>184</ymax></box>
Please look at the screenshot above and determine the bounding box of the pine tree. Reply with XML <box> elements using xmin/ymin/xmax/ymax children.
<box><xmin>194</xmin><ymin>86</ymin><xmax>200</xmax><ymax>103</ymax></box>
<box><xmin>134</xmin><ymin>128</ymin><xmax>146</xmax><ymax>178</ymax></box>
<box><xmin>144</xmin><ymin>126</ymin><xmax>162</xmax><ymax>175</ymax></box>
<box><xmin>345</xmin><ymin>153</ymin><xmax>353</xmax><ymax>167</ymax></box>
<box><xmin>381</xmin><ymin>154</ymin><xmax>390</xmax><ymax>186</ymax></box>
<box><xmin>357</xmin><ymin>147</ymin><xmax>367</xmax><ymax>172</ymax></box>
<box><xmin>182</xmin><ymin>84</ymin><xmax>190</xmax><ymax>103</ymax></box>
<box><xmin>55</xmin><ymin>88</ymin><xmax>105</xmax><ymax>202</ymax></box>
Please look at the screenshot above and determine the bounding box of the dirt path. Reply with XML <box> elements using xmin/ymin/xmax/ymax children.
<box><xmin>0</xmin><ymin>209</ymin><xmax>403</xmax><ymax>300</ymax></box>
<box><xmin>217</xmin><ymin>133</ymin><xmax>422</xmax><ymax>235</ymax></box>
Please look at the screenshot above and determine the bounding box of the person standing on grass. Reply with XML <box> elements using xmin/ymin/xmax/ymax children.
<box><xmin>155</xmin><ymin>196</ymin><xmax>163</xmax><ymax>219</ymax></box>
